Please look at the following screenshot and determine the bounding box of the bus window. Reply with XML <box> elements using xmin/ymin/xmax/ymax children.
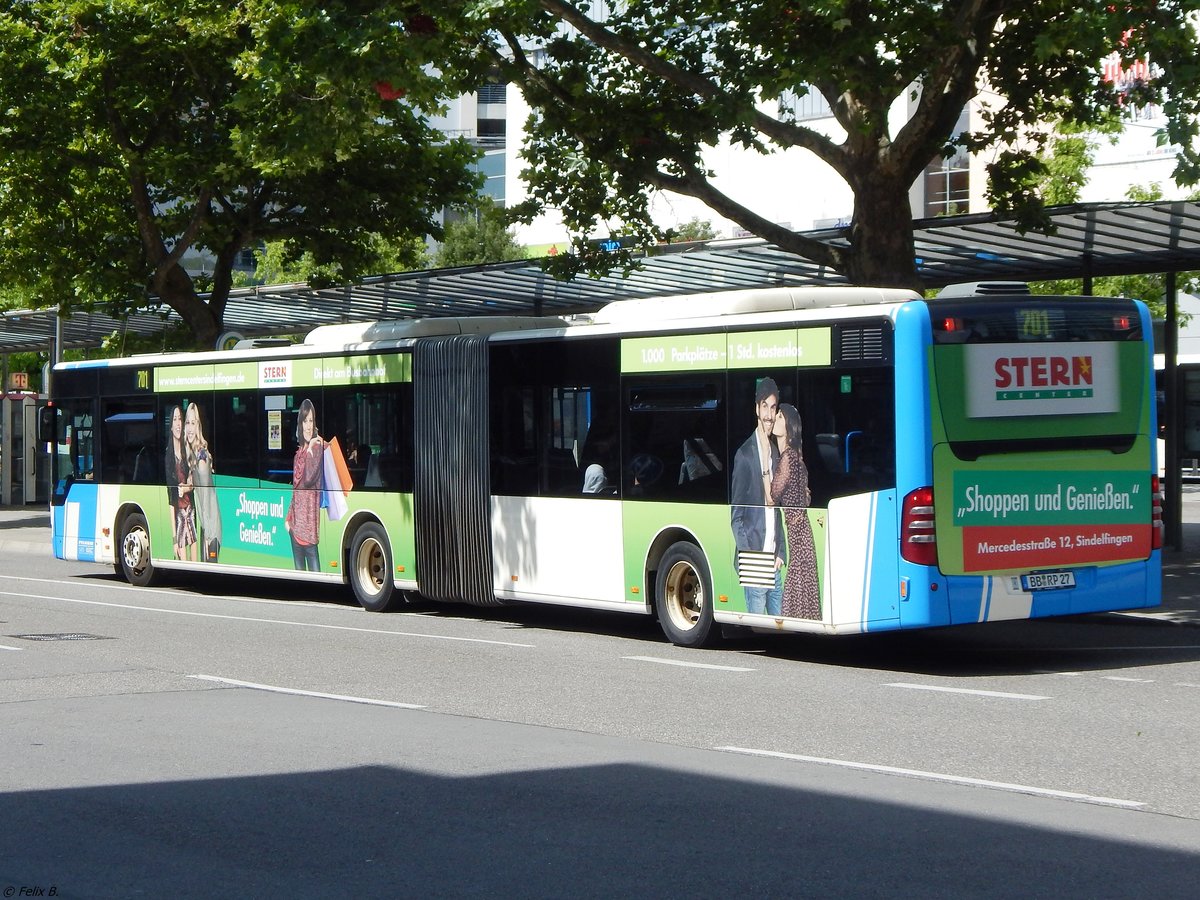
<box><xmin>799</xmin><ymin>368</ymin><xmax>895</xmax><ymax>504</ymax></box>
<box><xmin>490</xmin><ymin>338</ymin><xmax>619</xmax><ymax>497</ymax></box>
<box><xmin>100</xmin><ymin>401</ymin><xmax>157</xmax><ymax>485</ymax></box>
<box><xmin>625</xmin><ymin>377</ymin><xmax>727</xmax><ymax>503</ymax></box>
<box><xmin>48</xmin><ymin>399</ymin><xmax>95</xmax><ymax>494</ymax></box>
<box><xmin>323</xmin><ymin>382</ymin><xmax>413</xmax><ymax>492</ymax></box>
<box><xmin>212</xmin><ymin>393</ymin><xmax>259</xmax><ymax>480</ymax></box>
<box><xmin>260</xmin><ymin>393</ymin><xmax>304</xmax><ymax>484</ymax></box>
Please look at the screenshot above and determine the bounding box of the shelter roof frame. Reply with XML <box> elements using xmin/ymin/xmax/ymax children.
<box><xmin>3</xmin><ymin>200</ymin><xmax>1200</xmax><ymax>356</ymax></box>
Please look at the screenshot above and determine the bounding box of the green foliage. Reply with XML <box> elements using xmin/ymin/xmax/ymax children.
<box><xmin>253</xmin><ymin>235</ymin><xmax>429</xmax><ymax>286</ymax></box>
<box><xmin>0</xmin><ymin>1</ymin><xmax>486</xmax><ymax>348</ymax></box>
<box><xmin>433</xmin><ymin>206</ymin><xmax>528</xmax><ymax>267</ymax></box>
<box><xmin>455</xmin><ymin>0</ymin><xmax>1200</xmax><ymax>287</ymax></box>
<box><xmin>664</xmin><ymin>217</ymin><xmax>717</xmax><ymax>243</ymax></box>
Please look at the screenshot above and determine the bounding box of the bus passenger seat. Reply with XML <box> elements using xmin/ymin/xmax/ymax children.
<box><xmin>816</xmin><ymin>433</ymin><xmax>843</xmax><ymax>473</ymax></box>
<box><xmin>364</xmin><ymin>453</ymin><xmax>382</xmax><ymax>488</ymax></box>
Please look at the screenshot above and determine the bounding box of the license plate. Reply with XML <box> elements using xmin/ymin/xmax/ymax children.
<box><xmin>1019</xmin><ymin>571</ymin><xmax>1076</xmax><ymax>592</ymax></box>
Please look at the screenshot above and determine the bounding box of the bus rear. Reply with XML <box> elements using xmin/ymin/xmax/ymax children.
<box><xmin>913</xmin><ymin>291</ymin><xmax>1161</xmax><ymax>625</ymax></box>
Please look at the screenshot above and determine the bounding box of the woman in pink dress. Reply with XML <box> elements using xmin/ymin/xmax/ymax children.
<box><xmin>770</xmin><ymin>403</ymin><xmax>821</xmax><ymax>619</ymax></box>
<box><xmin>284</xmin><ymin>398</ymin><xmax>323</xmax><ymax>571</ymax></box>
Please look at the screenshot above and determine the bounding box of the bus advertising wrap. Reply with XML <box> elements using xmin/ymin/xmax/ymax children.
<box><xmin>950</xmin><ymin>469</ymin><xmax>1150</xmax><ymax>571</ymax></box>
<box><xmin>932</xmin><ymin>337</ymin><xmax>1152</xmax><ymax>575</ymax></box>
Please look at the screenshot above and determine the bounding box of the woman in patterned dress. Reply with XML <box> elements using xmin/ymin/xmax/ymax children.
<box><xmin>770</xmin><ymin>403</ymin><xmax>821</xmax><ymax>619</ymax></box>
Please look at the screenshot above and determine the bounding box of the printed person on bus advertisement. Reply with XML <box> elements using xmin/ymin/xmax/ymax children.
<box><xmin>165</xmin><ymin>403</ymin><xmax>198</xmax><ymax>561</ymax></box>
<box><xmin>730</xmin><ymin>376</ymin><xmax>786</xmax><ymax>615</ymax></box>
<box><xmin>185</xmin><ymin>402</ymin><xmax>222</xmax><ymax>562</ymax></box>
<box><xmin>771</xmin><ymin>403</ymin><xmax>821</xmax><ymax>619</ymax></box>
<box><xmin>284</xmin><ymin>398</ymin><xmax>323</xmax><ymax>571</ymax></box>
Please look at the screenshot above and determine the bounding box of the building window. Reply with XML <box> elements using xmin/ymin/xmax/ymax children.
<box><xmin>923</xmin><ymin>149</ymin><xmax>970</xmax><ymax>217</ymax></box>
<box><xmin>477</xmin><ymin>82</ymin><xmax>506</xmax><ymax>105</ymax></box>
<box><xmin>477</xmin><ymin>118</ymin><xmax>506</xmax><ymax>147</ymax></box>
<box><xmin>924</xmin><ymin>110</ymin><xmax>970</xmax><ymax>217</ymax></box>
<box><xmin>781</xmin><ymin>86</ymin><xmax>832</xmax><ymax>122</ymax></box>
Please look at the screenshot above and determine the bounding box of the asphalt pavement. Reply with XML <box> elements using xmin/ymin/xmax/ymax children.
<box><xmin>4</xmin><ymin>503</ymin><xmax>1197</xmax><ymax>626</ymax></box>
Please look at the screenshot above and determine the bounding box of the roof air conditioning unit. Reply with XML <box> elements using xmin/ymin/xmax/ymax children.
<box><xmin>936</xmin><ymin>281</ymin><xmax>1032</xmax><ymax>298</ymax></box>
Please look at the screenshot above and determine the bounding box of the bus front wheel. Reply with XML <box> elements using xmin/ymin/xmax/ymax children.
<box><xmin>349</xmin><ymin>522</ymin><xmax>397</xmax><ymax>613</ymax></box>
<box><xmin>655</xmin><ymin>542</ymin><xmax>717</xmax><ymax>648</ymax></box>
<box><xmin>118</xmin><ymin>513</ymin><xmax>157</xmax><ymax>587</ymax></box>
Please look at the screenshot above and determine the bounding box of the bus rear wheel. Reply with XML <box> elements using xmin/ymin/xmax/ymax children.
<box><xmin>655</xmin><ymin>542</ymin><xmax>717</xmax><ymax>648</ymax></box>
<box><xmin>117</xmin><ymin>512</ymin><xmax>157</xmax><ymax>587</ymax></box>
<box><xmin>349</xmin><ymin>522</ymin><xmax>397</xmax><ymax>613</ymax></box>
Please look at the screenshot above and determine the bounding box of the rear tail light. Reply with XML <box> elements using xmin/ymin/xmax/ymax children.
<box><xmin>901</xmin><ymin>486</ymin><xmax>938</xmax><ymax>566</ymax></box>
<box><xmin>1151</xmin><ymin>475</ymin><xmax>1163</xmax><ymax>550</ymax></box>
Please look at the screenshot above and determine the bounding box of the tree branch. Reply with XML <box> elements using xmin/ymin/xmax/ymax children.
<box><xmin>892</xmin><ymin>0</ymin><xmax>1008</xmax><ymax>180</ymax></box>
<box><xmin>646</xmin><ymin>165</ymin><xmax>845</xmax><ymax>271</ymax></box>
<box><xmin>536</xmin><ymin>0</ymin><xmax>849</xmax><ymax>176</ymax></box>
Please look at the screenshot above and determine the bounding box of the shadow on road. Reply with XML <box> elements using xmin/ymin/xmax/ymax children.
<box><xmin>3</xmin><ymin>757</ymin><xmax>1196</xmax><ymax>898</ymax></box>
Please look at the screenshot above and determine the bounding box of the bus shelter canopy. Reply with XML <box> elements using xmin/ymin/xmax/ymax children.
<box><xmin>3</xmin><ymin>200</ymin><xmax>1200</xmax><ymax>355</ymax></box>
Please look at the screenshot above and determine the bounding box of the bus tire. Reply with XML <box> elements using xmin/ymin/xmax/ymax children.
<box><xmin>655</xmin><ymin>542</ymin><xmax>717</xmax><ymax>648</ymax></box>
<box><xmin>349</xmin><ymin>522</ymin><xmax>397</xmax><ymax>612</ymax></box>
<box><xmin>118</xmin><ymin>512</ymin><xmax>157</xmax><ymax>587</ymax></box>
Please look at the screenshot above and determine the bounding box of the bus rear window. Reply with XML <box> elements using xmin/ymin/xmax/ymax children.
<box><xmin>928</xmin><ymin>298</ymin><xmax>1147</xmax><ymax>459</ymax></box>
<box><xmin>930</xmin><ymin>298</ymin><xmax>1143</xmax><ymax>344</ymax></box>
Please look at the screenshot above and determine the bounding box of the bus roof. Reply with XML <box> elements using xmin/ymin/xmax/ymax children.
<box><xmin>590</xmin><ymin>285</ymin><xmax>921</xmax><ymax>324</ymax></box>
<box><xmin>303</xmin><ymin>314</ymin><xmax>569</xmax><ymax>347</ymax></box>
<box><xmin>54</xmin><ymin>285</ymin><xmax>928</xmax><ymax>368</ymax></box>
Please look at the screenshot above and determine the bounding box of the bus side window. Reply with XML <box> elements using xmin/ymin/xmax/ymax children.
<box><xmin>490</xmin><ymin>338</ymin><xmax>619</xmax><ymax>499</ymax></box>
<box><xmin>626</xmin><ymin>378</ymin><xmax>726</xmax><ymax>504</ymax></box>
<box><xmin>803</xmin><ymin>368</ymin><xmax>895</xmax><ymax>503</ymax></box>
<box><xmin>100</xmin><ymin>401</ymin><xmax>157</xmax><ymax>486</ymax></box>
<box><xmin>212</xmin><ymin>393</ymin><xmax>259</xmax><ymax>480</ymax></box>
<box><xmin>259</xmin><ymin>393</ymin><xmax>301</xmax><ymax>484</ymax></box>
<box><xmin>323</xmin><ymin>382</ymin><xmax>411</xmax><ymax>492</ymax></box>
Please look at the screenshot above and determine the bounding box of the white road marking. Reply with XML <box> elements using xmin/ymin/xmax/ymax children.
<box><xmin>3</xmin><ymin>591</ymin><xmax>535</xmax><ymax>648</ymax></box>
<box><xmin>623</xmin><ymin>655</ymin><xmax>756</xmax><ymax>672</ymax></box>
<box><xmin>0</xmin><ymin>643</ymin><xmax>24</xmax><ymax>651</ymax></box>
<box><xmin>1103</xmin><ymin>676</ymin><xmax>1155</xmax><ymax>683</ymax></box>
<box><xmin>716</xmin><ymin>746</ymin><xmax>1144</xmax><ymax>809</ymax></box>
<box><xmin>0</xmin><ymin>573</ymin><xmax>368</xmax><ymax>611</ymax></box>
<box><xmin>886</xmin><ymin>682</ymin><xmax>1050</xmax><ymax>701</ymax></box>
<box><xmin>189</xmin><ymin>675</ymin><xmax>424</xmax><ymax>709</ymax></box>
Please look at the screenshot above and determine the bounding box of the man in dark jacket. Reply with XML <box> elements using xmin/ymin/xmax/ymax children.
<box><xmin>730</xmin><ymin>376</ymin><xmax>786</xmax><ymax>615</ymax></box>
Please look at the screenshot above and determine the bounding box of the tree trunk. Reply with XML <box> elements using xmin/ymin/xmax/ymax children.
<box><xmin>845</xmin><ymin>175</ymin><xmax>924</xmax><ymax>292</ymax></box>
<box><xmin>153</xmin><ymin>262</ymin><xmax>223</xmax><ymax>349</ymax></box>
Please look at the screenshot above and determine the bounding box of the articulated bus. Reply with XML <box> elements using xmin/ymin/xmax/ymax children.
<box><xmin>45</xmin><ymin>282</ymin><xmax>1162</xmax><ymax>647</ymax></box>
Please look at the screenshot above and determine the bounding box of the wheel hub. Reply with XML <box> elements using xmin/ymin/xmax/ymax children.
<box><xmin>666</xmin><ymin>561</ymin><xmax>702</xmax><ymax>630</ymax></box>
<box><xmin>123</xmin><ymin>529</ymin><xmax>147</xmax><ymax>571</ymax></box>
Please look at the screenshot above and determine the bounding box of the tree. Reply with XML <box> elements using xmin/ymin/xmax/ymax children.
<box><xmin>433</xmin><ymin>204</ymin><xmax>528</xmax><ymax>267</ymax></box>
<box><xmin>252</xmin><ymin>235</ymin><xmax>430</xmax><ymax>287</ymax></box>
<box><xmin>0</xmin><ymin>1</ymin><xmax>484</xmax><ymax>349</ymax></box>
<box><xmin>664</xmin><ymin>217</ymin><xmax>717</xmax><ymax>243</ymax></box>
<box><xmin>463</xmin><ymin>1</ymin><xmax>1200</xmax><ymax>289</ymax></box>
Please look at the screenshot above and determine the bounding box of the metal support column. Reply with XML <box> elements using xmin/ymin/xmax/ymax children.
<box><xmin>1164</xmin><ymin>271</ymin><xmax>1181</xmax><ymax>549</ymax></box>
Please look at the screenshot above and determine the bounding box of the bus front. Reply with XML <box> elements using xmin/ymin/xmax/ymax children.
<box><xmin>921</xmin><ymin>291</ymin><xmax>1162</xmax><ymax>625</ymax></box>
